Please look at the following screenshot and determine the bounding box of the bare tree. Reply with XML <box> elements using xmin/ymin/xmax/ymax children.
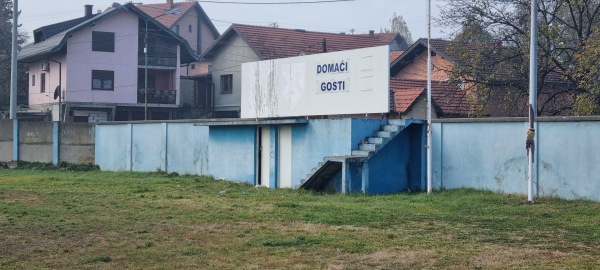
<box><xmin>439</xmin><ymin>0</ymin><xmax>600</xmax><ymax>116</ymax></box>
<box><xmin>380</xmin><ymin>12</ymin><xmax>413</xmax><ymax>44</ymax></box>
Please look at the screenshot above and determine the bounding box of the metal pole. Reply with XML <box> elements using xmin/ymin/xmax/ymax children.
<box><xmin>145</xmin><ymin>19</ymin><xmax>148</xmax><ymax>121</ymax></box>
<box><xmin>426</xmin><ymin>0</ymin><xmax>433</xmax><ymax>193</ymax></box>
<box><xmin>528</xmin><ymin>0</ymin><xmax>538</xmax><ymax>203</ymax></box>
<box><xmin>59</xmin><ymin>61</ymin><xmax>61</xmax><ymax>122</ymax></box>
<box><xmin>10</xmin><ymin>0</ymin><xmax>18</xmax><ymax>119</ymax></box>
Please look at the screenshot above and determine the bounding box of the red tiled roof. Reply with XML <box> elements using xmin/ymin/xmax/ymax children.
<box><xmin>231</xmin><ymin>24</ymin><xmax>392</xmax><ymax>60</ymax></box>
<box><xmin>137</xmin><ymin>2</ymin><xmax>195</xmax><ymax>28</ymax></box>
<box><xmin>392</xmin><ymin>87</ymin><xmax>424</xmax><ymax>113</ymax></box>
<box><xmin>390</xmin><ymin>51</ymin><xmax>403</xmax><ymax>63</ymax></box>
<box><xmin>390</xmin><ymin>78</ymin><xmax>471</xmax><ymax>116</ymax></box>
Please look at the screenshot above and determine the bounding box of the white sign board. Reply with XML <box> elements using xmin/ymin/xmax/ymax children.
<box><xmin>241</xmin><ymin>45</ymin><xmax>390</xmax><ymax>118</ymax></box>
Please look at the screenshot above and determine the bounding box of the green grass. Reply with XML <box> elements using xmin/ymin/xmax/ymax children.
<box><xmin>1</xmin><ymin>168</ymin><xmax>599</xmax><ymax>269</ymax></box>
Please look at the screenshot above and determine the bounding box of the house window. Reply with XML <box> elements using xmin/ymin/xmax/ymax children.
<box><xmin>92</xmin><ymin>70</ymin><xmax>114</xmax><ymax>90</ymax></box>
<box><xmin>40</xmin><ymin>73</ymin><xmax>45</xmax><ymax>93</ymax></box>
<box><xmin>188</xmin><ymin>25</ymin><xmax>192</xmax><ymax>33</ymax></box>
<box><xmin>220</xmin><ymin>74</ymin><xmax>233</xmax><ymax>94</ymax></box>
<box><xmin>32</xmin><ymin>74</ymin><xmax>35</xmax><ymax>86</ymax></box>
<box><xmin>171</xmin><ymin>25</ymin><xmax>179</xmax><ymax>34</ymax></box>
<box><xmin>92</xmin><ymin>31</ymin><xmax>115</xmax><ymax>52</ymax></box>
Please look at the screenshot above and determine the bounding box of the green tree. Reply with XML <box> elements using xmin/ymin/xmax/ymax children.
<box><xmin>0</xmin><ymin>0</ymin><xmax>28</xmax><ymax>111</ymax></box>
<box><xmin>439</xmin><ymin>0</ymin><xmax>600</xmax><ymax>116</ymax></box>
<box><xmin>381</xmin><ymin>12</ymin><xmax>413</xmax><ymax>44</ymax></box>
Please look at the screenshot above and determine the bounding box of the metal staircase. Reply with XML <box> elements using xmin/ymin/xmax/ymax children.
<box><xmin>300</xmin><ymin>119</ymin><xmax>408</xmax><ymax>191</ymax></box>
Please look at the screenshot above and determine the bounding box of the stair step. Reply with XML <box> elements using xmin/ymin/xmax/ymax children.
<box><xmin>351</xmin><ymin>150</ymin><xmax>372</xmax><ymax>157</ymax></box>
<box><xmin>382</xmin><ymin>125</ymin><xmax>400</xmax><ymax>132</ymax></box>
<box><xmin>388</xmin><ymin>119</ymin><xmax>405</xmax><ymax>126</ymax></box>
<box><xmin>368</xmin><ymin>137</ymin><xmax>385</xmax><ymax>144</ymax></box>
<box><xmin>374</xmin><ymin>131</ymin><xmax>393</xmax><ymax>138</ymax></box>
<box><xmin>359</xmin><ymin>143</ymin><xmax>377</xmax><ymax>151</ymax></box>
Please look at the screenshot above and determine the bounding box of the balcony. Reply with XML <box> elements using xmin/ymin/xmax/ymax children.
<box><xmin>138</xmin><ymin>55</ymin><xmax>177</xmax><ymax>67</ymax></box>
<box><xmin>137</xmin><ymin>89</ymin><xmax>177</xmax><ymax>105</ymax></box>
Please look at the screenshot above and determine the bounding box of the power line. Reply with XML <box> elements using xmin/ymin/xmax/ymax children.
<box><xmin>199</xmin><ymin>0</ymin><xmax>353</xmax><ymax>4</ymax></box>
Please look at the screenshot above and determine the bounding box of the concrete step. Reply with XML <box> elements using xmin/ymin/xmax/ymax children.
<box><xmin>351</xmin><ymin>150</ymin><xmax>372</xmax><ymax>157</ymax></box>
<box><xmin>382</xmin><ymin>125</ymin><xmax>400</xmax><ymax>132</ymax></box>
<box><xmin>374</xmin><ymin>131</ymin><xmax>393</xmax><ymax>138</ymax></box>
<box><xmin>368</xmin><ymin>137</ymin><xmax>385</xmax><ymax>144</ymax></box>
<box><xmin>359</xmin><ymin>143</ymin><xmax>377</xmax><ymax>151</ymax></box>
<box><xmin>388</xmin><ymin>119</ymin><xmax>405</xmax><ymax>126</ymax></box>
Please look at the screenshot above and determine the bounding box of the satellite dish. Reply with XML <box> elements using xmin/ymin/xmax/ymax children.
<box><xmin>53</xmin><ymin>86</ymin><xmax>61</xmax><ymax>100</ymax></box>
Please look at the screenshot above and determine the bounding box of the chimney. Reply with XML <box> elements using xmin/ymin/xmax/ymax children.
<box><xmin>167</xmin><ymin>0</ymin><xmax>174</xmax><ymax>9</ymax></box>
<box><xmin>85</xmin><ymin>5</ymin><xmax>93</xmax><ymax>17</ymax></box>
<box><xmin>369</xmin><ymin>30</ymin><xmax>375</xmax><ymax>37</ymax></box>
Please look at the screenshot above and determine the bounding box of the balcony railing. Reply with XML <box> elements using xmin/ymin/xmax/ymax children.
<box><xmin>138</xmin><ymin>55</ymin><xmax>177</xmax><ymax>67</ymax></box>
<box><xmin>137</xmin><ymin>89</ymin><xmax>177</xmax><ymax>105</ymax></box>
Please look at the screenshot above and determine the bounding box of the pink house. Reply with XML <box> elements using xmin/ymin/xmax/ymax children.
<box><xmin>18</xmin><ymin>3</ymin><xmax>199</xmax><ymax>122</ymax></box>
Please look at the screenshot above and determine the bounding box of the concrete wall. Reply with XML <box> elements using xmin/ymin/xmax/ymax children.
<box><xmin>432</xmin><ymin>118</ymin><xmax>600</xmax><ymax>201</ymax></box>
<box><xmin>60</xmin><ymin>123</ymin><xmax>95</xmax><ymax>164</ymax></box>
<box><xmin>0</xmin><ymin>120</ymin><xmax>13</xmax><ymax>161</ymax></box>
<box><xmin>0</xmin><ymin>120</ymin><xmax>95</xmax><ymax>163</ymax></box>
<box><xmin>207</xmin><ymin>125</ymin><xmax>256</xmax><ymax>184</ymax></box>
<box><xmin>291</xmin><ymin>119</ymin><xmax>354</xmax><ymax>187</ymax></box>
<box><xmin>367</xmin><ymin>124</ymin><xmax>424</xmax><ymax>194</ymax></box>
<box><xmin>95</xmin><ymin>122</ymin><xmax>209</xmax><ymax>173</ymax></box>
<box><xmin>19</xmin><ymin>121</ymin><xmax>53</xmax><ymax>163</ymax></box>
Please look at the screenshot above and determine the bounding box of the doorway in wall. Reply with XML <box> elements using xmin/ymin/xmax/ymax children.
<box><xmin>257</xmin><ymin>126</ymin><xmax>270</xmax><ymax>187</ymax></box>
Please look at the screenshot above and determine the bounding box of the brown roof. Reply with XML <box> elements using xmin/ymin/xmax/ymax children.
<box><xmin>390</xmin><ymin>78</ymin><xmax>471</xmax><ymax>116</ymax></box>
<box><xmin>390</xmin><ymin>51</ymin><xmax>403</xmax><ymax>63</ymax></box>
<box><xmin>392</xmin><ymin>86</ymin><xmax>424</xmax><ymax>113</ymax></box>
<box><xmin>137</xmin><ymin>2</ymin><xmax>195</xmax><ymax>28</ymax></box>
<box><xmin>210</xmin><ymin>24</ymin><xmax>392</xmax><ymax>60</ymax></box>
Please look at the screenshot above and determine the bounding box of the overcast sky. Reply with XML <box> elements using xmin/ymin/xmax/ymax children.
<box><xmin>17</xmin><ymin>0</ymin><xmax>450</xmax><ymax>43</ymax></box>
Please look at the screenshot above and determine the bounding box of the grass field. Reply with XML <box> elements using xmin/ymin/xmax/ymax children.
<box><xmin>1</xmin><ymin>167</ymin><xmax>599</xmax><ymax>269</ymax></box>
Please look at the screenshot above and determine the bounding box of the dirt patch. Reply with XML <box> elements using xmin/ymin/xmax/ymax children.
<box><xmin>474</xmin><ymin>246</ymin><xmax>569</xmax><ymax>269</ymax></box>
<box><xmin>331</xmin><ymin>249</ymin><xmax>438</xmax><ymax>269</ymax></box>
<box><xmin>1</xmin><ymin>191</ymin><xmax>40</xmax><ymax>205</ymax></box>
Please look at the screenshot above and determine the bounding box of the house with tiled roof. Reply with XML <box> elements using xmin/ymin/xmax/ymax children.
<box><xmin>136</xmin><ymin>0</ymin><xmax>220</xmax><ymax>117</ymax></box>
<box><xmin>137</xmin><ymin>0</ymin><xmax>219</xmax><ymax>56</ymax></box>
<box><xmin>32</xmin><ymin>5</ymin><xmax>100</xmax><ymax>44</ymax></box>
<box><xmin>18</xmin><ymin>3</ymin><xmax>199</xmax><ymax>122</ymax></box>
<box><xmin>390</xmin><ymin>38</ymin><xmax>576</xmax><ymax>118</ymax></box>
<box><xmin>387</xmin><ymin>38</ymin><xmax>472</xmax><ymax>118</ymax></box>
<box><xmin>200</xmin><ymin>24</ymin><xmax>408</xmax><ymax>118</ymax></box>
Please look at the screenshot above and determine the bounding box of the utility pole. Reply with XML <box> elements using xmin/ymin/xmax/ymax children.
<box><xmin>10</xmin><ymin>0</ymin><xmax>18</xmax><ymax>120</ymax></box>
<box><xmin>527</xmin><ymin>0</ymin><xmax>539</xmax><ymax>203</ymax></box>
<box><xmin>10</xmin><ymin>0</ymin><xmax>19</xmax><ymax>162</ymax></box>
<box><xmin>426</xmin><ymin>0</ymin><xmax>433</xmax><ymax>193</ymax></box>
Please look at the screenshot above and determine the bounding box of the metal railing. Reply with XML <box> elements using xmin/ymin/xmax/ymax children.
<box><xmin>137</xmin><ymin>89</ymin><xmax>177</xmax><ymax>105</ymax></box>
<box><xmin>138</xmin><ymin>55</ymin><xmax>177</xmax><ymax>67</ymax></box>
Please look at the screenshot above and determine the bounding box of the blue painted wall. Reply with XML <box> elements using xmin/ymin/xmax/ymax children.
<box><xmin>432</xmin><ymin>119</ymin><xmax>600</xmax><ymax>201</ymax></box>
<box><xmin>351</xmin><ymin>118</ymin><xmax>387</xmax><ymax>149</ymax></box>
<box><xmin>166</xmin><ymin>124</ymin><xmax>209</xmax><ymax>175</ymax></box>
<box><xmin>207</xmin><ymin>125</ymin><xmax>256</xmax><ymax>184</ymax></box>
<box><xmin>96</xmin><ymin>124</ymin><xmax>132</xmax><ymax>171</ymax></box>
<box><xmin>131</xmin><ymin>123</ymin><xmax>167</xmax><ymax>172</ymax></box>
<box><xmin>96</xmin><ymin>123</ymin><xmax>210</xmax><ymax>174</ymax></box>
<box><xmin>367</xmin><ymin>130</ymin><xmax>411</xmax><ymax>194</ymax></box>
<box><xmin>290</xmin><ymin>119</ymin><xmax>354</xmax><ymax>187</ymax></box>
